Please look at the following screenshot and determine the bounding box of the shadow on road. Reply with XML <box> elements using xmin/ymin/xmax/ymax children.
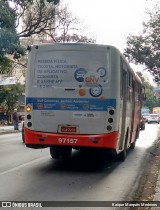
<box><xmin>34</xmin><ymin>149</ymin><xmax>133</xmax><ymax>175</ymax></box>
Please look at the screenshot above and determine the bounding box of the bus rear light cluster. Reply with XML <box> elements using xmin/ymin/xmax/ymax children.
<box><xmin>109</xmin><ymin>109</ymin><xmax>115</xmax><ymax>115</ymax></box>
<box><xmin>26</xmin><ymin>105</ymin><xmax>32</xmax><ymax>112</ymax></box>
<box><xmin>107</xmin><ymin>125</ymin><xmax>112</xmax><ymax>131</ymax></box>
<box><xmin>108</xmin><ymin>118</ymin><xmax>113</xmax><ymax>123</ymax></box>
<box><xmin>105</xmin><ymin>107</ymin><xmax>116</xmax><ymax>133</ymax></box>
<box><xmin>27</xmin><ymin>122</ymin><xmax>32</xmax><ymax>127</ymax></box>
<box><xmin>25</xmin><ymin>104</ymin><xmax>32</xmax><ymax>128</ymax></box>
<box><xmin>27</xmin><ymin>114</ymin><xmax>31</xmax><ymax>120</ymax></box>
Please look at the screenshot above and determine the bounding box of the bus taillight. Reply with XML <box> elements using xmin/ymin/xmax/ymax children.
<box><xmin>26</xmin><ymin>105</ymin><xmax>32</xmax><ymax>112</ymax></box>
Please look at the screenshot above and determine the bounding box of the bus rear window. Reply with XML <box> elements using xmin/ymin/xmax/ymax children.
<box><xmin>33</xmin><ymin>50</ymin><xmax>110</xmax><ymax>88</ymax></box>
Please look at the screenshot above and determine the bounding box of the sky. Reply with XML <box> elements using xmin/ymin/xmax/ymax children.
<box><xmin>62</xmin><ymin>0</ymin><xmax>157</xmax><ymax>85</ymax></box>
<box><xmin>63</xmin><ymin>0</ymin><xmax>155</xmax><ymax>53</ymax></box>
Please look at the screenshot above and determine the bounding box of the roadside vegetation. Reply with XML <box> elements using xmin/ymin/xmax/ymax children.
<box><xmin>0</xmin><ymin>0</ymin><xmax>159</xmax><ymax>116</ymax></box>
<box><xmin>124</xmin><ymin>1</ymin><xmax>160</xmax><ymax>84</ymax></box>
<box><xmin>0</xmin><ymin>0</ymin><xmax>95</xmax><ymax>116</ymax></box>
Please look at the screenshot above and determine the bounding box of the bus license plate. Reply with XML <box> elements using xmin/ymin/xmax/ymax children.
<box><xmin>61</xmin><ymin>126</ymin><xmax>77</xmax><ymax>133</ymax></box>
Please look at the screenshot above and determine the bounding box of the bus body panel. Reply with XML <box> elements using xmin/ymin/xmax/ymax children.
<box><xmin>26</xmin><ymin>98</ymin><xmax>116</xmax><ymax>134</ymax></box>
<box><xmin>25</xmin><ymin>43</ymin><xmax>143</xmax><ymax>158</ymax></box>
<box><xmin>25</xmin><ymin>44</ymin><xmax>119</xmax><ymax>136</ymax></box>
<box><xmin>25</xmin><ymin>128</ymin><xmax>118</xmax><ymax>149</ymax></box>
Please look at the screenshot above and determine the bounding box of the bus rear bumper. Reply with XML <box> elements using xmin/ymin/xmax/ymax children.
<box><xmin>25</xmin><ymin>128</ymin><xmax>118</xmax><ymax>149</ymax></box>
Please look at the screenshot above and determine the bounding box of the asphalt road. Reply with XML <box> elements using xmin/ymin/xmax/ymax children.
<box><xmin>0</xmin><ymin>124</ymin><xmax>159</xmax><ymax>210</ymax></box>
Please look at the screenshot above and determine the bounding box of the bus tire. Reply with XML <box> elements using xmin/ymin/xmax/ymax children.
<box><xmin>50</xmin><ymin>146</ymin><xmax>72</xmax><ymax>160</ymax></box>
<box><xmin>141</xmin><ymin>124</ymin><xmax>145</xmax><ymax>130</ymax></box>
<box><xmin>50</xmin><ymin>146</ymin><xmax>61</xmax><ymax>159</ymax></box>
<box><xmin>117</xmin><ymin>148</ymin><xmax>126</xmax><ymax>162</ymax></box>
<box><xmin>130</xmin><ymin>127</ymin><xmax>138</xmax><ymax>149</ymax></box>
<box><xmin>117</xmin><ymin>132</ymin><xmax>128</xmax><ymax>161</ymax></box>
<box><xmin>130</xmin><ymin>141</ymin><xmax>136</xmax><ymax>149</ymax></box>
<box><xmin>60</xmin><ymin>147</ymin><xmax>72</xmax><ymax>160</ymax></box>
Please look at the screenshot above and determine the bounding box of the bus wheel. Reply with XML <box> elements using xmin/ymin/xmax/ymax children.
<box><xmin>50</xmin><ymin>146</ymin><xmax>61</xmax><ymax>159</ymax></box>
<box><xmin>130</xmin><ymin>141</ymin><xmax>136</xmax><ymax>149</ymax></box>
<box><xmin>117</xmin><ymin>134</ymin><xmax>128</xmax><ymax>161</ymax></box>
<box><xmin>60</xmin><ymin>147</ymin><xmax>72</xmax><ymax>160</ymax></box>
<box><xmin>130</xmin><ymin>128</ymin><xmax>138</xmax><ymax>149</ymax></box>
<box><xmin>117</xmin><ymin>148</ymin><xmax>126</xmax><ymax>162</ymax></box>
<box><xmin>50</xmin><ymin>146</ymin><xmax>72</xmax><ymax>160</ymax></box>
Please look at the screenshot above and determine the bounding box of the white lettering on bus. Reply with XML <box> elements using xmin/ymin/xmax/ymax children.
<box><xmin>38</xmin><ymin>59</ymin><xmax>67</xmax><ymax>64</ymax></box>
<box><xmin>58</xmin><ymin>138</ymin><xmax>78</xmax><ymax>144</ymax></box>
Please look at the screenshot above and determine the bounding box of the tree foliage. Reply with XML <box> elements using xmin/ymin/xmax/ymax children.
<box><xmin>124</xmin><ymin>2</ymin><xmax>160</xmax><ymax>83</ymax></box>
<box><xmin>0</xmin><ymin>83</ymin><xmax>25</xmax><ymax>113</ymax></box>
<box><xmin>37</xmin><ymin>4</ymin><xmax>95</xmax><ymax>43</ymax></box>
<box><xmin>16</xmin><ymin>0</ymin><xmax>60</xmax><ymax>38</ymax></box>
<box><xmin>0</xmin><ymin>0</ymin><xmax>60</xmax><ymax>75</ymax></box>
<box><xmin>136</xmin><ymin>72</ymin><xmax>160</xmax><ymax>111</ymax></box>
<box><xmin>0</xmin><ymin>0</ymin><xmax>24</xmax><ymax>74</ymax></box>
<box><xmin>0</xmin><ymin>0</ymin><xmax>95</xmax><ymax>75</ymax></box>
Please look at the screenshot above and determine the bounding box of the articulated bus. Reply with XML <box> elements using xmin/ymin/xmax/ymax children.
<box><xmin>25</xmin><ymin>43</ymin><xmax>144</xmax><ymax>161</ymax></box>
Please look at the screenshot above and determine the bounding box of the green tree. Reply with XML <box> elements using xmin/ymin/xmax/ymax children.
<box><xmin>136</xmin><ymin>72</ymin><xmax>160</xmax><ymax>111</ymax></box>
<box><xmin>36</xmin><ymin>4</ymin><xmax>95</xmax><ymax>43</ymax></box>
<box><xmin>0</xmin><ymin>0</ymin><xmax>60</xmax><ymax>75</ymax></box>
<box><xmin>1</xmin><ymin>0</ymin><xmax>94</xmax><ymax>76</ymax></box>
<box><xmin>0</xmin><ymin>83</ymin><xmax>25</xmax><ymax>114</ymax></box>
<box><xmin>11</xmin><ymin>1</ymin><xmax>95</xmax><ymax>82</ymax></box>
<box><xmin>0</xmin><ymin>0</ymin><xmax>24</xmax><ymax>74</ymax></box>
<box><xmin>124</xmin><ymin>2</ymin><xmax>160</xmax><ymax>83</ymax></box>
<box><xmin>16</xmin><ymin>0</ymin><xmax>60</xmax><ymax>38</ymax></box>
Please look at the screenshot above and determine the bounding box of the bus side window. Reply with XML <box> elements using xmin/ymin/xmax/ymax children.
<box><xmin>138</xmin><ymin>83</ymin><xmax>142</xmax><ymax>104</ymax></box>
<box><xmin>120</xmin><ymin>58</ymin><xmax>129</xmax><ymax>100</ymax></box>
<box><xmin>127</xmin><ymin>71</ymin><xmax>132</xmax><ymax>101</ymax></box>
<box><xmin>134</xmin><ymin>82</ymin><xmax>138</xmax><ymax>103</ymax></box>
<box><xmin>120</xmin><ymin>58</ymin><xmax>123</xmax><ymax>98</ymax></box>
<box><xmin>134</xmin><ymin>82</ymin><xmax>141</xmax><ymax>104</ymax></box>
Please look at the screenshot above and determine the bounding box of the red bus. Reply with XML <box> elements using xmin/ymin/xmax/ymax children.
<box><xmin>24</xmin><ymin>43</ymin><xmax>145</xmax><ymax>161</ymax></box>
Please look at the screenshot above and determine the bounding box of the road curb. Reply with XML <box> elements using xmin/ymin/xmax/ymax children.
<box><xmin>149</xmin><ymin>138</ymin><xmax>160</xmax><ymax>210</ymax></box>
<box><xmin>152</xmin><ymin>166</ymin><xmax>160</xmax><ymax>209</ymax></box>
